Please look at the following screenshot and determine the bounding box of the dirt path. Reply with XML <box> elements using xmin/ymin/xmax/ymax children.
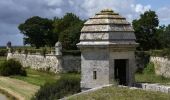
<box><xmin>0</xmin><ymin>77</ymin><xmax>39</xmax><ymax>100</ymax></box>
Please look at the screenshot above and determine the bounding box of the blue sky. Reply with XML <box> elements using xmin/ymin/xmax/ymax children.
<box><xmin>0</xmin><ymin>0</ymin><xmax>170</xmax><ymax>46</ymax></box>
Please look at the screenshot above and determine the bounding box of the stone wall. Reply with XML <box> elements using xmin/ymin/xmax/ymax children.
<box><xmin>7</xmin><ymin>52</ymin><xmax>81</xmax><ymax>73</ymax></box>
<box><xmin>135</xmin><ymin>83</ymin><xmax>170</xmax><ymax>93</ymax></box>
<box><xmin>63</xmin><ymin>55</ymin><xmax>81</xmax><ymax>72</ymax></box>
<box><xmin>150</xmin><ymin>57</ymin><xmax>170</xmax><ymax>78</ymax></box>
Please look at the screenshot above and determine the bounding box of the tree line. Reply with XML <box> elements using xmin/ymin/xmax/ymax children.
<box><xmin>18</xmin><ymin>10</ymin><xmax>170</xmax><ymax>51</ymax></box>
<box><xmin>18</xmin><ymin>13</ymin><xmax>84</xmax><ymax>50</ymax></box>
<box><xmin>133</xmin><ymin>10</ymin><xmax>170</xmax><ymax>50</ymax></box>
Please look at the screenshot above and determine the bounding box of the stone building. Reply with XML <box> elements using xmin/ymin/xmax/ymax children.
<box><xmin>77</xmin><ymin>9</ymin><xmax>138</xmax><ymax>90</ymax></box>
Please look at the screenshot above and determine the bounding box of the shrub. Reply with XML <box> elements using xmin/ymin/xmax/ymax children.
<box><xmin>32</xmin><ymin>74</ymin><xmax>80</xmax><ymax>100</ymax></box>
<box><xmin>0</xmin><ymin>49</ymin><xmax>7</xmax><ymax>56</ymax></box>
<box><xmin>143</xmin><ymin>62</ymin><xmax>155</xmax><ymax>74</ymax></box>
<box><xmin>135</xmin><ymin>51</ymin><xmax>150</xmax><ymax>73</ymax></box>
<box><xmin>150</xmin><ymin>48</ymin><xmax>170</xmax><ymax>58</ymax></box>
<box><xmin>0</xmin><ymin>59</ymin><xmax>27</xmax><ymax>76</ymax></box>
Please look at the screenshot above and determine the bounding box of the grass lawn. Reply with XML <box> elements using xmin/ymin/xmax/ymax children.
<box><xmin>135</xmin><ymin>73</ymin><xmax>170</xmax><ymax>85</ymax></box>
<box><xmin>68</xmin><ymin>86</ymin><xmax>170</xmax><ymax>100</ymax></box>
<box><xmin>10</xmin><ymin>69</ymin><xmax>59</xmax><ymax>86</ymax></box>
<box><xmin>0</xmin><ymin>76</ymin><xmax>39</xmax><ymax>100</ymax></box>
<box><xmin>0</xmin><ymin>58</ymin><xmax>60</xmax><ymax>100</ymax></box>
<box><xmin>0</xmin><ymin>69</ymin><xmax>61</xmax><ymax>100</ymax></box>
<box><xmin>0</xmin><ymin>56</ymin><xmax>59</xmax><ymax>86</ymax></box>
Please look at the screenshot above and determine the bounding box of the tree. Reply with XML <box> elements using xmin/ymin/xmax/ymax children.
<box><xmin>18</xmin><ymin>13</ymin><xmax>84</xmax><ymax>50</ymax></box>
<box><xmin>18</xmin><ymin>16</ymin><xmax>56</xmax><ymax>48</ymax></box>
<box><xmin>132</xmin><ymin>10</ymin><xmax>159</xmax><ymax>50</ymax></box>
<box><xmin>59</xmin><ymin>22</ymin><xmax>84</xmax><ymax>50</ymax></box>
<box><xmin>161</xmin><ymin>25</ymin><xmax>170</xmax><ymax>48</ymax></box>
<box><xmin>54</xmin><ymin>13</ymin><xmax>84</xmax><ymax>50</ymax></box>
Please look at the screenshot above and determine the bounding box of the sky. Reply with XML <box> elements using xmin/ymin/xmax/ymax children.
<box><xmin>0</xmin><ymin>0</ymin><xmax>170</xmax><ymax>46</ymax></box>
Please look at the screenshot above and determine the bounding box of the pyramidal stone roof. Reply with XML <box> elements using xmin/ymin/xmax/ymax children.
<box><xmin>77</xmin><ymin>9</ymin><xmax>138</xmax><ymax>48</ymax></box>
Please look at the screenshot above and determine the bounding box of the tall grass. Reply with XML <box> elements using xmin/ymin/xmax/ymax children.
<box><xmin>135</xmin><ymin>62</ymin><xmax>170</xmax><ymax>85</ymax></box>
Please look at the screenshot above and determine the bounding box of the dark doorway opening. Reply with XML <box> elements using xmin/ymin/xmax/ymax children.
<box><xmin>114</xmin><ymin>59</ymin><xmax>127</xmax><ymax>85</ymax></box>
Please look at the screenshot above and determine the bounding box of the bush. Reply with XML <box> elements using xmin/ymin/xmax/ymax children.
<box><xmin>150</xmin><ymin>48</ymin><xmax>170</xmax><ymax>58</ymax></box>
<box><xmin>135</xmin><ymin>51</ymin><xmax>150</xmax><ymax>73</ymax></box>
<box><xmin>0</xmin><ymin>49</ymin><xmax>7</xmax><ymax>56</ymax></box>
<box><xmin>143</xmin><ymin>62</ymin><xmax>155</xmax><ymax>74</ymax></box>
<box><xmin>32</xmin><ymin>74</ymin><xmax>80</xmax><ymax>100</ymax></box>
<box><xmin>0</xmin><ymin>59</ymin><xmax>27</xmax><ymax>76</ymax></box>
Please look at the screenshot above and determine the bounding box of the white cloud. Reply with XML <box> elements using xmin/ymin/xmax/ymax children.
<box><xmin>80</xmin><ymin>0</ymin><xmax>134</xmax><ymax>18</ymax></box>
<box><xmin>131</xmin><ymin>4</ymin><xmax>151</xmax><ymax>14</ymax></box>
<box><xmin>44</xmin><ymin>0</ymin><xmax>64</xmax><ymax>6</ymax></box>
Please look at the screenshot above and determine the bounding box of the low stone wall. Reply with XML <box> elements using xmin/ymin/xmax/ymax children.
<box><xmin>150</xmin><ymin>57</ymin><xmax>170</xmax><ymax>78</ymax></box>
<box><xmin>136</xmin><ymin>83</ymin><xmax>170</xmax><ymax>93</ymax></box>
<box><xmin>7</xmin><ymin>53</ymin><xmax>81</xmax><ymax>73</ymax></box>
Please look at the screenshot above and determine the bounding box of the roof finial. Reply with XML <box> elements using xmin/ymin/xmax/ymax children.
<box><xmin>101</xmin><ymin>8</ymin><xmax>113</xmax><ymax>12</ymax></box>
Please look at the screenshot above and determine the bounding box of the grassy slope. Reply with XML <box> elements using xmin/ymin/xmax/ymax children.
<box><xmin>0</xmin><ymin>56</ymin><xmax>80</xmax><ymax>100</ymax></box>
<box><xmin>69</xmin><ymin>86</ymin><xmax>170</xmax><ymax>100</ymax></box>
<box><xmin>0</xmin><ymin>69</ymin><xmax>59</xmax><ymax>100</ymax></box>
<box><xmin>0</xmin><ymin>56</ymin><xmax>59</xmax><ymax>86</ymax></box>
<box><xmin>135</xmin><ymin>73</ymin><xmax>170</xmax><ymax>85</ymax></box>
<box><xmin>0</xmin><ymin>57</ymin><xmax>59</xmax><ymax>100</ymax></box>
<box><xmin>10</xmin><ymin>69</ymin><xmax>59</xmax><ymax>86</ymax></box>
<box><xmin>135</xmin><ymin>62</ymin><xmax>170</xmax><ymax>85</ymax></box>
<box><xmin>0</xmin><ymin>77</ymin><xmax>39</xmax><ymax>100</ymax></box>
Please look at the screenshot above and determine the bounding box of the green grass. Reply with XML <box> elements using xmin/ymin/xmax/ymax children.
<box><xmin>0</xmin><ymin>76</ymin><xmax>39</xmax><ymax>100</ymax></box>
<box><xmin>0</xmin><ymin>68</ymin><xmax>61</xmax><ymax>100</ymax></box>
<box><xmin>135</xmin><ymin>62</ymin><xmax>170</xmax><ymax>85</ymax></box>
<box><xmin>0</xmin><ymin>57</ymin><xmax>58</xmax><ymax>86</ymax></box>
<box><xmin>10</xmin><ymin>68</ymin><xmax>80</xmax><ymax>86</ymax></box>
<box><xmin>135</xmin><ymin>73</ymin><xmax>170</xmax><ymax>85</ymax></box>
<box><xmin>68</xmin><ymin>86</ymin><xmax>170</xmax><ymax>100</ymax></box>
<box><xmin>10</xmin><ymin>69</ymin><xmax>59</xmax><ymax>86</ymax></box>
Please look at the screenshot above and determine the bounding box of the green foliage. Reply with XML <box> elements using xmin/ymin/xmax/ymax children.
<box><xmin>133</xmin><ymin>10</ymin><xmax>160</xmax><ymax>50</ymax></box>
<box><xmin>158</xmin><ymin>25</ymin><xmax>170</xmax><ymax>48</ymax></box>
<box><xmin>0</xmin><ymin>49</ymin><xmax>7</xmax><ymax>56</ymax></box>
<box><xmin>32</xmin><ymin>74</ymin><xmax>80</xmax><ymax>100</ymax></box>
<box><xmin>54</xmin><ymin>13</ymin><xmax>84</xmax><ymax>50</ymax></box>
<box><xmin>18</xmin><ymin>16</ymin><xmax>56</xmax><ymax>48</ymax></box>
<box><xmin>135</xmin><ymin>73</ymin><xmax>170</xmax><ymax>85</ymax></box>
<box><xmin>11</xmin><ymin>69</ymin><xmax>57</xmax><ymax>86</ymax></box>
<box><xmin>135</xmin><ymin>51</ymin><xmax>150</xmax><ymax>73</ymax></box>
<box><xmin>0</xmin><ymin>57</ymin><xmax>6</xmax><ymax>65</ymax></box>
<box><xmin>60</xmin><ymin>22</ymin><xmax>83</xmax><ymax>50</ymax></box>
<box><xmin>143</xmin><ymin>62</ymin><xmax>155</xmax><ymax>74</ymax></box>
<box><xmin>18</xmin><ymin>13</ymin><xmax>84</xmax><ymax>50</ymax></box>
<box><xmin>150</xmin><ymin>48</ymin><xmax>170</xmax><ymax>58</ymax></box>
<box><xmin>0</xmin><ymin>59</ymin><xmax>27</xmax><ymax>76</ymax></box>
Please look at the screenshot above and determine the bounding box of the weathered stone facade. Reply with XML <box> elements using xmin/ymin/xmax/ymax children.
<box><xmin>150</xmin><ymin>57</ymin><xmax>170</xmax><ymax>78</ymax></box>
<box><xmin>77</xmin><ymin>9</ymin><xmax>138</xmax><ymax>90</ymax></box>
<box><xmin>7</xmin><ymin>52</ymin><xmax>81</xmax><ymax>73</ymax></box>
